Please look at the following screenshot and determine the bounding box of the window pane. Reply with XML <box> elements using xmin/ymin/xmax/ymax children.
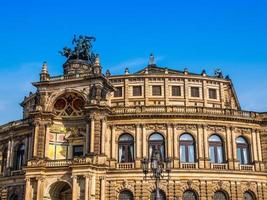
<box><xmin>209</xmin><ymin>135</ymin><xmax>221</xmax><ymax>142</ymax></box>
<box><xmin>183</xmin><ymin>190</ymin><xmax>197</xmax><ymax>200</ymax></box>
<box><xmin>214</xmin><ymin>191</ymin><xmax>227</xmax><ymax>200</ymax></box>
<box><xmin>180</xmin><ymin>134</ymin><xmax>193</xmax><ymax>141</ymax></box>
<box><xmin>172</xmin><ymin>86</ymin><xmax>181</xmax><ymax>96</ymax></box>
<box><xmin>119</xmin><ymin>190</ymin><xmax>134</xmax><ymax>200</ymax></box>
<box><xmin>119</xmin><ymin>134</ymin><xmax>133</xmax><ymax>141</ymax></box>
<box><xmin>236</xmin><ymin>137</ymin><xmax>247</xmax><ymax>144</ymax></box>
<box><xmin>114</xmin><ymin>87</ymin><xmax>123</xmax><ymax>97</ymax></box>
<box><xmin>243</xmin><ymin>148</ymin><xmax>248</xmax><ymax>164</ymax></box>
<box><xmin>150</xmin><ymin>133</ymin><xmax>164</xmax><ymax>141</ymax></box>
<box><xmin>73</xmin><ymin>145</ymin><xmax>83</xmax><ymax>157</ymax></box>
<box><xmin>243</xmin><ymin>192</ymin><xmax>254</xmax><ymax>200</ymax></box>
<box><xmin>237</xmin><ymin>148</ymin><xmax>242</xmax><ymax>163</ymax></box>
<box><xmin>217</xmin><ymin>146</ymin><xmax>223</xmax><ymax>163</ymax></box>
<box><xmin>180</xmin><ymin>145</ymin><xmax>186</xmax><ymax>163</ymax></box>
<box><xmin>188</xmin><ymin>145</ymin><xmax>195</xmax><ymax>163</ymax></box>
<box><xmin>133</xmin><ymin>86</ymin><xmax>142</xmax><ymax>96</ymax></box>
<box><xmin>209</xmin><ymin>88</ymin><xmax>217</xmax><ymax>99</ymax></box>
<box><xmin>209</xmin><ymin>146</ymin><xmax>215</xmax><ymax>163</ymax></box>
<box><xmin>152</xmin><ymin>86</ymin><xmax>162</xmax><ymax>96</ymax></box>
<box><xmin>56</xmin><ymin>145</ymin><xmax>67</xmax><ymax>159</ymax></box>
<box><xmin>191</xmin><ymin>87</ymin><xmax>200</xmax><ymax>97</ymax></box>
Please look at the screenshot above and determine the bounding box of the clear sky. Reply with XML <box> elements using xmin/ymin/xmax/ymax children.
<box><xmin>0</xmin><ymin>0</ymin><xmax>267</xmax><ymax>124</ymax></box>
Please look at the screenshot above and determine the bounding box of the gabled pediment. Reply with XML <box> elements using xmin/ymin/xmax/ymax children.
<box><xmin>134</xmin><ymin>65</ymin><xmax>184</xmax><ymax>75</ymax></box>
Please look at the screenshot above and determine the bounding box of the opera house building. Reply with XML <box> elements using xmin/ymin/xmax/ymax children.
<box><xmin>0</xmin><ymin>36</ymin><xmax>266</xmax><ymax>200</ymax></box>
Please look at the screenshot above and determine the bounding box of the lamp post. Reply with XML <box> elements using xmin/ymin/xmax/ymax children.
<box><xmin>141</xmin><ymin>148</ymin><xmax>172</xmax><ymax>200</ymax></box>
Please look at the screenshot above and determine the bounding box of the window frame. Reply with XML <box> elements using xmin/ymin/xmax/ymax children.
<box><xmin>180</xmin><ymin>133</ymin><xmax>196</xmax><ymax>163</ymax></box>
<box><xmin>190</xmin><ymin>87</ymin><xmax>200</xmax><ymax>98</ymax></box>
<box><xmin>148</xmin><ymin>133</ymin><xmax>165</xmax><ymax>161</ymax></box>
<box><xmin>208</xmin><ymin>88</ymin><xmax>218</xmax><ymax>100</ymax></box>
<box><xmin>208</xmin><ymin>135</ymin><xmax>224</xmax><ymax>163</ymax></box>
<box><xmin>171</xmin><ymin>85</ymin><xmax>181</xmax><ymax>97</ymax></box>
<box><xmin>118</xmin><ymin>134</ymin><xmax>134</xmax><ymax>163</ymax></box>
<box><xmin>236</xmin><ymin>137</ymin><xmax>250</xmax><ymax>165</ymax></box>
<box><xmin>14</xmin><ymin>143</ymin><xmax>25</xmax><ymax>171</ymax></box>
<box><xmin>152</xmin><ymin>85</ymin><xmax>162</xmax><ymax>96</ymax></box>
<box><xmin>132</xmin><ymin>85</ymin><xmax>142</xmax><ymax>97</ymax></box>
<box><xmin>114</xmin><ymin>86</ymin><xmax>123</xmax><ymax>97</ymax></box>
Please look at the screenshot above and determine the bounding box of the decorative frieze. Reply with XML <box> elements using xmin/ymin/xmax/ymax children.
<box><xmin>207</xmin><ymin>125</ymin><xmax>225</xmax><ymax>132</ymax></box>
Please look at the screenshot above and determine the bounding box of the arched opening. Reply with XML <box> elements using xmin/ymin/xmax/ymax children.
<box><xmin>236</xmin><ymin>136</ymin><xmax>250</xmax><ymax>164</ymax></box>
<box><xmin>183</xmin><ymin>190</ymin><xmax>198</xmax><ymax>200</ymax></box>
<box><xmin>14</xmin><ymin>143</ymin><xmax>25</xmax><ymax>170</ymax></box>
<box><xmin>1</xmin><ymin>147</ymin><xmax>7</xmax><ymax>173</ymax></box>
<box><xmin>214</xmin><ymin>190</ymin><xmax>228</xmax><ymax>200</ymax></box>
<box><xmin>208</xmin><ymin>134</ymin><xmax>224</xmax><ymax>163</ymax></box>
<box><xmin>243</xmin><ymin>191</ymin><xmax>256</xmax><ymax>200</ymax></box>
<box><xmin>118</xmin><ymin>189</ymin><xmax>134</xmax><ymax>200</ymax></box>
<box><xmin>118</xmin><ymin>134</ymin><xmax>134</xmax><ymax>163</ymax></box>
<box><xmin>180</xmin><ymin>133</ymin><xmax>195</xmax><ymax>163</ymax></box>
<box><xmin>150</xmin><ymin>189</ymin><xmax>166</xmax><ymax>200</ymax></box>
<box><xmin>48</xmin><ymin>181</ymin><xmax>72</xmax><ymax>200</ymax></box>
<box><xmin>149</xmin><ymin>133</ymin><xmax>165</xmax><ymax>161</ymax></box>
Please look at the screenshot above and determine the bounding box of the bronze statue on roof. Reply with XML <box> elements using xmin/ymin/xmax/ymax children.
<box><xmin>60</xmin><ymin>35</ymin><xmax>96</xmax><ymax>64</ymax></box>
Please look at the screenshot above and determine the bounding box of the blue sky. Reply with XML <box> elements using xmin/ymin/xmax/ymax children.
<box><xmin>0</xmin><ymin>0</ymin><xmax>267</xmax><ymax>124</ymax></box>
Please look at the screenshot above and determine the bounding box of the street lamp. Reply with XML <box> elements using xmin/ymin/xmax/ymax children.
<box><xmin>141</xmin><ymin>148</ymin><xmax>172</xmax><ymax>200</ymax></box>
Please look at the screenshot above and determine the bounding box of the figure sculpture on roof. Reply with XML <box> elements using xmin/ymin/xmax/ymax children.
<box><xmin>59</xmin><ymin>35</ymin><xmax>96</xmax><ymax>64</ymax></box>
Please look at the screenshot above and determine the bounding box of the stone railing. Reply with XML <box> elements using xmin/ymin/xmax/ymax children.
<box><xmin>111</xmin><ymin>106</ymin><xmax>263</xmax><ymax>121</ymax></box>
<box><xmin>240</xmin><ymin>164</ymin><xmax>254</xmax><ymax>171</ymax></box>
<box><xmin>0</xmin><ymin>118</ymin><xmax>30</xmax><ymax>132</ymax></box>
<box><xmin>117</xmin><ymin>163</ymin><xmax>135</xmax><ymax>169</ymax></box>
<box><xmin>180</xmin><ymin>163</ymin><xmax>197</xmax><ymax>169</ymax></box>
<box><xmin>211</xmin><ymin>163</ymin><xmax>228</xmax><ymax>170</ymax></box>
<box><xmin>45</xmin><ymin>160</ymin><xmax>73</xmax><ymax>167</ymax></box>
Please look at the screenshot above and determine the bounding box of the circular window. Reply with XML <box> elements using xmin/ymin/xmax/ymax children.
<box><xmin>73</xmin><ymin>98</ymin><xmax>84</xmax><ymax>111</ymax></box>
<box><xmin>54</xmin><ymin>99</ymin><xmax>66</xmax><ymax>110</ymax></box>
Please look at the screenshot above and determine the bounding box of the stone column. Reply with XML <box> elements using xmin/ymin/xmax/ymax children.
<box><xmin>167</xmin><ymin>124</ymin><xmax>172</xmax><ymax>158</ymax></box>
<box><xmin>203</xmin><ymin>125</ymin><xmax>209</xmax><ymax>168</ymax></box>
<box><xmin>164</xmin><ymin>77</ymin><xmax>169</xmax><ymax>105</ymax></box>
<box><xmin>36</xmin><ymin>177</ymin><xmax>44</xmax><ymax>200</ymax></box>
<box><xmin>257</xmin><ymin>130</ymin><xmax>263</xmax><ymax>170</ymax></box>
<box><xmin>111</xmin><ymin>125</ymin><xmax>116</xmax><ymax>159</ymax></box>
<box><xmin>25</xmin><ymin>178</ymin><xmax>33</xmax><ymax>200</ymax></box>
<box><xmin>101</xmin><ymin>119</ymin><xmax>106</xmax><ymax>154</ymax></box>
<box><xmin>91</xmin><ymin>175</ymin><xmax>96</xmax><ymax>200</ymax></box>
<box><xmin>202</xmin><ymin>80</ymin><xmax>207</xmax><ymax>107</ymax></box>
<box><xmin>85</xmin><ymin>123</ymin><xmax>90</xmax><ymax>154</ymax></box>
<box><xmin>197</xmin><ymin>125</ymin><xmax>204</xmax><ymax>168</ymax></box>
<box><xmin>231</xmin><ymin>128</ymin><xmax>238</xmax><ymax>169</ymax></box>
<box><xmin>90</xmin><ymin>118</ymin><xmax>95</xmax><ymax>153</ymax></box>
<box><xmin>33</xmin><ymin>123</ymin><xmax>39</xmax><ymax>157</ymax></box>
<box><xmin>72</xmin><ymin>176</ymin><xmax>78</xmax><ymax>200</ymax></box>
<box><xmin>142</xmin><ymin>125</ymin><xmax>147</xmax><ymax>158</ymax></box>
<box><xmin>184</xmin><ymin>78</ymin><xmax>189</xmax><ymax>106</ymax></box>
<box><xmin>136</xmin><ymin>124</ymin><xmax>141</xmax><ymax>168</ymax></box>
<box><xmin>7</xmin><ymin>140</ymin><xmax>12</xmax><ymax>168</ymax></box>
<box><xmin>173</xmin><ymin>125</ymin><xmax>179</xmax><ymax>168</ymax></box>
<box><xmin>84</xmin><ymin>175</ymin><xmax>90</xmax><ymax>200</ymax></box>
<box><xmin>219</xmin><ymin>82</ymin><xmax>225</xmax><ymax>108</ymax></box>
<box><xmin>124</xmin><ymin>78</ymin><xmax>129</xmax><ymax>106</ymax></box>
<box><xmin>100</xmin><ymin>177</ymin><xmax>106</xmax><ymax>200</ymax></box>
<box><xmin>226</xmin><ymin>126</ymin><xmax>233</xmax><ymax>169</ymax></box>
<box><xmin>252</xmin><ymin>130</ymin><xmax>258</xmax><ymax>162</ymax></box>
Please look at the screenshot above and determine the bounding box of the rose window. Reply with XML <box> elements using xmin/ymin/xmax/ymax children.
<box><xmin>53</xmin><ymin>93</ymin><xmax>85</xmax><ymax>117</ymax></box>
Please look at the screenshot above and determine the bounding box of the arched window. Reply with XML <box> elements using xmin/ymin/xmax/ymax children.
<box><xmin>243</xmin><ymin>191</ymin><xmax>255</xmax><ymax>200</ymax></box>
<box><xmin>180</xmin><ymin>133</ymin><xmax>195</xmax><ymax>163</ymax></box>
<box><xmin>118</xmin><ymin>190</ymin><xmax>134</xmax><ymax>200</ymax></box>
<box><xmin>214</xmin><ymin>191</ymin><xmax>228</xmax><ymax>200</ymax></box>
<box><xmin>150</xmin><ymin>189</ymin><xmax>166</xmax><ymax>200</ymax></box>
<box><xmin>236</xmin><ymin>137</ymin><xmax>250</xmax><ymax>165</ymax></box>
<box><xmin>149</xmin><ymin>133</ymin><xmax>165</xmax><ymax>161</ymax></box>
<box><xmin>183</xmin><ymin>190</ymin><xmax>198</xmax><ymax>200</ymax></box>
<box><xmin>209</xmin><ymin>135</ymin><xmax>224</xmax><ymax>163</ymax></box>
<box><xmin>1</xmin><ymin>147</ymin><xmax>7</xmax><ymax>173</ymax></box>
<box><xmin>118</xmin><ymin>134</ymin><xmax>134</xmax><ymax>163</ymax></box>
<box><xmin>14</xmin><ymin>144</ymin><xmax>25</xmax><ymax>170</ymax></box>
<box><xmin>9</xmin><ymin>193</ymin><xmax>18</xmax><ymax>200</ymax></box>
